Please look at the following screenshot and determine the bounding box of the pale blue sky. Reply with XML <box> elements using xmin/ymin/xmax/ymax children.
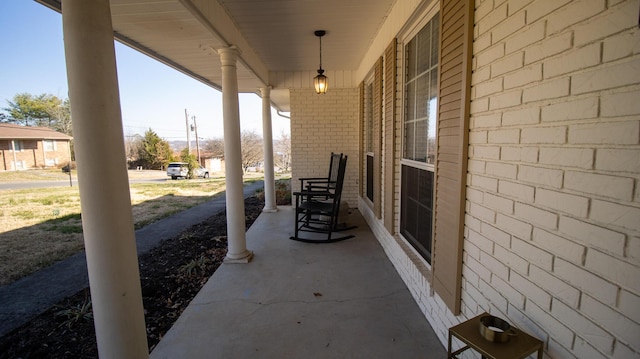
<box><xmin>0</xmin><ymin>0</ymin><xmax>290</xmax><ymax>141</ymax></box>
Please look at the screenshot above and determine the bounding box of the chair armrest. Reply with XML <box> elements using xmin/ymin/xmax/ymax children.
<box><xmin>299</xmin><ymin>177</ymin><xmax>328</xmax><ymax>181</ymax></box>
<box><xmin>300</xmin><ymin>177</ymin><xmax>328</xmax><ymax>188</ymax></box>
<box><xmin>304</xmin><ymin>180</ymin><xmax>336</xmax><ymax>192</ymax></box>
<box><xmin>293</xmin><ymin>190</ymin><xmax>335</xmax><ymax>199</ymax></box>
<box><xmin>305</xmin><ymin>179</ymin><xmax>335</xmax><ymax>185</ymax></box>
<box><xmin>293</xmin><ymin>190</ymin><xmax>333</xmax><ymax>196</ymax></box>
<box><xmin>306</xmin><ymin>186</ymin><xmax>334</xmax><ymax>194</ymax></box>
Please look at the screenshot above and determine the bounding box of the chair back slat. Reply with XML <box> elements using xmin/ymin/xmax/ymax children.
<box><xmin>328</xmin><ymin>152</ymin><xmax>343</xmax><ymax>183</ymax></box>
<box><xmin>330</xmin><ymin>156</ymin><xmax>348</xmax><ymax>218</ymax></box>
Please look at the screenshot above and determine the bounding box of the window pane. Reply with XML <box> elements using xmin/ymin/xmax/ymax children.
<box><xmin>427</xmin><ymin>72</ymin><xmax>438</xmax><ymax>164</ymax></box>
<box><xmin>44</xmin><ymin>140</ymin><xmax>55</xmax><ymax>151</ymax></box>
<box><xmin>406</xmin><ymin>38</ymin><xmax>416</xmax><ymax>80</ymax></box>
<box><xmin>427</xmin><ymin>118</ymin><xmax>436</xmax><ymax>164</ymax></box>
<box><xmin>429</xmin><ymin>70</ymin><xmax>438</xmax><ymax>111</ymax></box>
<box><xmin>400</xmin><ymin>165</ymin><xmax>434</xmax><ymax>262</ymax></box>
<box><xmin>404</xmin><ymin>121</ymin><xmax>414</xmax><ymax>160</ymax></box>
<box><xmin>430</xmin><ymin>15</ymin><xmax>440</xmax><ymax>69</ymax></box>
<box><xmin>366</xmin><ymin>154</ymin><xmax>374</xmax><ymax>201</ymax></box>
<box><xmin>418</xmin><ymin>168</ymin><xmax>434</xmax><ymax>259</ymax></box>
<box><xmin>366</xmin><ymin>84</ymin><xmax>373</xmax><ymax>153</ymax></box>
<box><xmin>416</xmin><ymin>74</ymin><xmax>429</xmax><ymax>118</ymax></box>
<box><xmin>405</xmin><ymin>80</ymin><xmax>416</xmax><ymax>122</ymax></box>
<box><xmin>12</xmin><ymin>140</ymin><xmax>23</xmax><ymax>151</ymax></box>
<box><xmin>417</xmin><ymin>23</ymin><xmax>431</xmax><ymax>74</ymax></box>
<box><xmin>415</xmin><ymin>119</ymin><xmax>428</xmax><ymax>162</ymax></box>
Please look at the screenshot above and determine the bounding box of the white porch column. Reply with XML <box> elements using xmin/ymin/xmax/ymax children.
<box><xmin>218</xmin><ymin>46</ymin><xmax>253</xmax><ymax>263</ymax></box>
<box><xmin>62</xmin><ymin>1</ymin><xmax>148</xmax><ymax>358</ymax></box>
<box><xmin>260</xmin><ymin>86</ymin><xmax>278</xmax><ymax>212</ymax></box>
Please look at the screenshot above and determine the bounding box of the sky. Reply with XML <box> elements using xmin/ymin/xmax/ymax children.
<box><xmin>0</xmin><ymin>0</ymin><xmax>290</xmax><ymax>142</ymax></box>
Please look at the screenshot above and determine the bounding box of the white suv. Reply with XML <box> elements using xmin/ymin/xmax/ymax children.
<box><xmin>193</xmin><ymin>165</ymin><xmax>210</xmax><ymax>178</ymax></box>
<box><xmin>167</xmin><ymin>162</ymin><xmax>188</xmax><ymax>179</ymax></box>
<box><xmin>167</xmin><ymin>162</ymin><xmax>210</xmax><ymax>179</ymax></box>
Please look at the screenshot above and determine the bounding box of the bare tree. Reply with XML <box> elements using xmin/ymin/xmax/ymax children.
<box><xmin>203</xmin><ymin>137</ymin><xmax>225</xmax><ymax>159</ymax></box>
<box><xmin>240</xmin><ymin>130</ymin><xmax>263</xmax><ymax>173</ymax></box>
<box><xmin>203</xmin><ymin>132</ymin><xmax>264</xmax><ymax>173</ymax></box>
<box><xmin>274</xmin><ymin>130</ymin><xmax>291</xmax><ymax>172</ymax></box>
<box><xmin>125</xmin><ymin>133</ymin><xmax>143</xmax><ymax>166</ymax></box>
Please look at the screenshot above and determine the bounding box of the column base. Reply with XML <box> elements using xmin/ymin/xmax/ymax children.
<box><xmin>262</xmin><ymin>206</ymin><xmax>278</xmax><ymax>213</ymax></box>
<box><xmin>223</xmin><ymin>250</ymin><xmax>254</xmax><ymax>263</ymax></box>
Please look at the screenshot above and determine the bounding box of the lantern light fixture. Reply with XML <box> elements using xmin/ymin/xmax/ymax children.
<box><xmin>313</xmin><ymin>30</ymin><xmax>328</xmax><ymax>94</ymax></box>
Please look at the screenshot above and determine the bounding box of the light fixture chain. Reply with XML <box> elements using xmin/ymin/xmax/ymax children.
<box><xmin>319</xmin><ymin>35</ymin><xmax>322</xmax><ymax>69</ymax></box>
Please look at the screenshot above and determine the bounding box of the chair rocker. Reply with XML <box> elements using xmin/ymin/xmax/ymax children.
<box><xmin>291</xmin><ymin>155</ymin><xmax>356</xmax><ymax>243</ymax></box>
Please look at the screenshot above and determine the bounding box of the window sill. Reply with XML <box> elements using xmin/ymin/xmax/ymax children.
<box><xmin>395</xmin><ymin>234</ymin><xmax>432</xmax><ymax>286</ymax></box>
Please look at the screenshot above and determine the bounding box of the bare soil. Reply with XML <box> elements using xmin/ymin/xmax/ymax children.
<box><xmin>0</xmin><ymin>195</ymin><xmax>267</xmax><ymax>358</ymax></box>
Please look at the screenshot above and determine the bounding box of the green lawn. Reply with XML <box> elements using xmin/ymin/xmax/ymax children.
<box><xmin>0</xmin><ymin>170</ymin><xmax>267</xmax><ymax>285</ymax></box>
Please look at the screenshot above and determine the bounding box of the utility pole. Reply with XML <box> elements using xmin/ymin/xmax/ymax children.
<box><xmin>191</xmin><ymin>115</ymin><xmax>201</xmax><ymax>165</ymax></box>
<box><xmin>184</xmin><ymin>109</ymin><xmax>191</xmax><ymax>154</ymax></box>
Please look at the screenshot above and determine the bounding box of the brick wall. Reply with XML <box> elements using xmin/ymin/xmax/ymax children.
<box><xmin>467</xmin><ymin>0</ymin><xmax>640</xmax><ymax>358</ymax></box>
<box><xmin>43</xmin><ymin>140</ymin><xmax>71</xmax><ymax>167</ymax></box>
<box><xmin>12</xmin><ymin>140</ymin><xmax>39</xmax><ymax>170</ymax></box>
<box><xmin>290</xmin><ymin>88</ymin><xmax>360</xmax><ymax>206</ymax></box>
<box><xmin>0</xmin><ymin>140</ymin><xmax>71</xmax><ymax>170</ymax></box>
<box><xmin>358</xmin><ymin>1</ymin><xmax>639</xmax><ymax>357</ymax></box>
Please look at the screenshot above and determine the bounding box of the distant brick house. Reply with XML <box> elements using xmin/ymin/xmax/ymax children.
<box><xmin>0</xmin><ymin>123</ymin><xmax>72</xmax><ymax>171</ymax></box>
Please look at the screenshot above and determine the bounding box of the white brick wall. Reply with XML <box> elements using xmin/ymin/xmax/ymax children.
<box><xmin>290</xmin><ymin>88</ymin><xmax>360</xmax><ymax>206</ymax></box>
<box><xmin>348</xmin><ymin>1</ymin><xmax>640</xmax><ymax>358</ymax></box>
<box><xmin>466</xmin><ymin>0</ymin><xmax>640</xmax><ymax>358</ymax></box>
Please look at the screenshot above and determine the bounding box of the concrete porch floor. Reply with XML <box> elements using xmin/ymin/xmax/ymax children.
<box><xmin>151</xmin><ymin>206</ymin><xmax>445</xmax><ymax>358</ymax></box>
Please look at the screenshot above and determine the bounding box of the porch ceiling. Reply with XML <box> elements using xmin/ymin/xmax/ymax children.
<box><xmin>36</xmin><ymin>0</ymin><xmax>397</xmax><ymax>111</ymax></box>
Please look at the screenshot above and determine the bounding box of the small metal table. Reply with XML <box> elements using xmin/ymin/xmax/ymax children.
<box><xmin>448</xmin><ymin>313</ymin><xmax>543</xmax><ymax>359</ymax></box>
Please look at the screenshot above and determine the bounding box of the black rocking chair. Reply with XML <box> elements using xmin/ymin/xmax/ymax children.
<box><xmin>298</xmin><ymin>152</ymin><xmax>343</xmax><ymax>198</ymax></box>
<box><xmin>291</xmin><ymin>155</ymin><xmax>356</xmax><ymax>243</ymax></box>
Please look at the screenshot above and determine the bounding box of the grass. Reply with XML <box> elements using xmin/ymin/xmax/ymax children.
<box><xmin>0</xmin><ymin>169</ymin><xmax>76</xmax><ymax>182</ymax></box>
<box><xmin>0</xmin><ymin>170</ymin><xmax>276</xmax><ymax>285</ymax></box>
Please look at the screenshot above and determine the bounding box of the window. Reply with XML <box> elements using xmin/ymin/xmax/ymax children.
<box><xmin>11</xmin><ymin>140</ymin><xmax>23</xmax><ymax>152</ymax></box>
<box><xmin>365</xmin><ymin>83</ymin><xmax>374</xmax><ymax>154</ymax></box>
<box><xmin>400</xmin><ymin>13</ymin><xmax>439</xmax><ymax>263</ymax></box>
<box><xmin>366</xmin><ymin>154</ymin><xmax>374</xmax><ymax>201</ymax></box>
<box><xmin>43</xmin><ymin>140</ymin><xmax>56</xmax><ymax>151</ymax></box>
<box><xmin>363</xmin><ymin>58</ymin><xmax>382</xmax><ymax>214</ymax></box>
<box><xmin>365</xmin><ymin>83</ymin><xmax>374</xmax><ymax>202</ymax></box>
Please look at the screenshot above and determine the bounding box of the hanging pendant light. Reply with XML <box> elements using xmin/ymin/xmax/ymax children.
<box><xmin>313</xmin><ymin>30</ymin><xmax>328</xmax><ymax>94</ymax></box>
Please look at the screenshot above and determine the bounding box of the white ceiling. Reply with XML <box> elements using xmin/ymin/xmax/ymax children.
<box><xmin>217</xmin><ymin>0</ymin><xmax>395</xmax><ymax>72</ymax></box>
<box><xmin>36</xmin><ymin>0</ymin><xmax>397</xmax><ymax>110</ymax></box>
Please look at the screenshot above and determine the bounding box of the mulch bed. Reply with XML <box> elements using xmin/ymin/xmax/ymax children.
<box><xmin>0</xmin><ymin>195</ymin><xmax>266</xmax><ymax>358</ymax></box>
